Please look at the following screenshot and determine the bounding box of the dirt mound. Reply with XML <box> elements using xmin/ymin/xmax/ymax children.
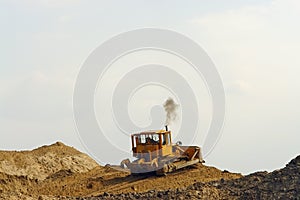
<box><xmin>0</xmin><ymin>142</ymin><xmax>99</xmax><ymax>199</ymax></box>
<box><xmin>215</xmin><ymin>155</ymin><xmax>300</xmax><ymax>199</ymax></box>
<box><xmin>0</xmin><ymin>142</ymin><xmax>98</xmax><ymax>181</ymax></box>
<box><xmin>0</xmin><ymin>142</ymin><xmax>298</xmax><ymax>199</ymax></box>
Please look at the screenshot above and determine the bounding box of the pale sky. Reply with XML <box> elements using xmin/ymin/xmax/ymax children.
<box><xmin>1</xmin><ymin>0</ymin><xmax>299</xmax><ymax>174</ymax></box>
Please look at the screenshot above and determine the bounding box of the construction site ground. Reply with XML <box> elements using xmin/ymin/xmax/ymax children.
<box><xmin>0</xmin><ymin>142</ymin><xmax>299</xmax><ymax>199</ymax></box>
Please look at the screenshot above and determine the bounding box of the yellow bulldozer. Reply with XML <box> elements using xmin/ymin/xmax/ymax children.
<box><xmin>121</xmin><ymin>126</ymin><xmax>204</xmax><ymax>175</ymax></box>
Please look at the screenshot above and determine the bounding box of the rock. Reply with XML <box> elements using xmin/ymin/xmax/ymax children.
<box><xmin>131</xmin><ymin>185</ymin><xmax>137</xmax><ymax>191</ymax></box>
<box><xmin>103</xmin><ymin>192</ymin><xmax>110</xmax><ymax>197</ymax></box>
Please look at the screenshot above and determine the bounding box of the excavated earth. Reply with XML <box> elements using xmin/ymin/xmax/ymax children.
<box><xmin>0</xmin><ymin>142</ymin><xmax>299</xmax><ymax>199</ymax></box>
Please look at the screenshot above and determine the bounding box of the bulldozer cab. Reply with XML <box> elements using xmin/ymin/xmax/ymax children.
<box><xmin>131</xmin><ymin>130</ymin><xmax>173</xmax><ymax>160</ymax></box>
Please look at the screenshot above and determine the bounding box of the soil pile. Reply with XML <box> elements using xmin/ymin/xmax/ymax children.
<box><xmin>0</xmin><ymin>142</ymin><xmax>98</xmax><ymax>180</ymax></box>
<box><xmin>215</xmin><ymin>155</ymin><xmax>300</xmax><ymax>199</ymax></box>
<box><xmin>0</xmin><ymin>142</ymin><xmax>99</xmax><ymax>199</ymax></box>
<box><xmin>0</xmin><ymin>142</ymin><xmax>299</xmax><ymax>199</ymax></box>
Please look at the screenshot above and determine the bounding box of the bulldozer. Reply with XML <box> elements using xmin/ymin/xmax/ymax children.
<box><xmin>121</xmin><ymin>126</ymin><xmax>204</xmax><ymax>175</ymax></box>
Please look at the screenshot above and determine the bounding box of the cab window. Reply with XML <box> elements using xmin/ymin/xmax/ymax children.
<box><xmin>163</xmin><ymin>133</ymin><xmax>171</xmax><ymax>145</ymax></box>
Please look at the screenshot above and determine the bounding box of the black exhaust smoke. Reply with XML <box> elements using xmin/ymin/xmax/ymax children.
<box><xmin>163</xmin><ymin>98</ymin><xmax>179</xmax><ymax>126</ymax></box>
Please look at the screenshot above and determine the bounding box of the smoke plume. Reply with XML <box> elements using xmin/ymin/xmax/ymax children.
<box><xmin>163</xmin><ymin>97</ymin><xmax>179</xmax><ymax>126</ymax></box>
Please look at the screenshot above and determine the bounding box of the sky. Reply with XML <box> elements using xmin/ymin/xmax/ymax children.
<box><xmin>0</xmin><ymin>0</ymin><xmax>299</xmax><ymax>174</ymax></box>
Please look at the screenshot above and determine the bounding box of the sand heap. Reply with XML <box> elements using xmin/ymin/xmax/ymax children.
<box><xmin>0</xmin><ymin>142</ymin><xmax>98</xmax><ymax>181</ymax></box>
<box><xmin>0</xmin><ymin>142</ymin><xmax>99</xmax><ymax>199</ymax></box>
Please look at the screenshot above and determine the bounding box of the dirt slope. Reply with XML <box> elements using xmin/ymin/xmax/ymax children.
<box><xmin>87</xmin><ymin>155</ymin><xmax>300</xmax><ymax>200</ymax></box>
<box><xmin>0</xmin><ymin>142</ymin><xmax>299</xmax><ymax>199</ymax></box>
<box><xmin>0</xmin><ymin>142</ymin><xmax>99</xmax><ymax>199</ymax></box>
<box><xmin>216</xmin><ymin>155</ymin><xmax>300</xmax><ymax>199</ymax></box>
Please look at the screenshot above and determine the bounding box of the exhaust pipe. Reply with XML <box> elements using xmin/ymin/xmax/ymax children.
<box><xmin>165</xmin><ymin>125</ymin><xmax>168</xmax><ymax>131</ymax></box>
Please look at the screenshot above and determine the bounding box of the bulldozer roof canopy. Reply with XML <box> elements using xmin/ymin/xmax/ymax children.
<box><xmin>132</xmin><ymin>130</ymin><xmax>170</xmax><ymax>136</ymax></box>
